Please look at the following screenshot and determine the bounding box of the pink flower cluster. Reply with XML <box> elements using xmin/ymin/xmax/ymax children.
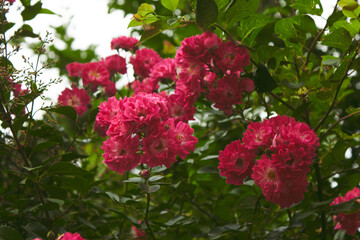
<box><xmin>66</xmin><ymin>55</ymin><xmax>126</xmax><ymax>95</ymax></box>
<box><xmin>32</xmin><ymin>232</ymin><xmax>85</xmax><ymax>240</ymax></box>
<box><xmin>57</xmin><ymin>232</ymin><xmax>85</xmax><ymax>240</ymax></box>
<box><xmin>331</xmin><ymin>187</ymin><xmax>360</xmax><ymax>235</ymax></box>
<box><xmin>95</xmin><ymin>93</ymin><xmax>198</xmax><ymax>174</ymax></box>
<box><xmin>60</xmin><ymin>39</ymin><xmax>131</xmax><ymax>115</ymax></box>
<box><xmin>175</xmin><ymin>32</ymin><xmax>254</xmax><ymax>114</ymax></box>
<box><xmin>111</xmin><ymin>36</ymin><xmax>139</xmax><ymax>52</ymax></box>
<box><xmin>218</xmin><ymin>115</ymin><xmax>319</xmax><ymax>208</ymax></box>
<box><xmin>58</xmin><ymin>87</ymin><xmax>91</xmax><ymax>116</ymax></box>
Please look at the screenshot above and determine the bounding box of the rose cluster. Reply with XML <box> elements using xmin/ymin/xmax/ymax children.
<box><xmin>175</xmin><ymin>32</ymin><xmax>255</xmax><ymax>114</ymax></box>
<box><xmin>95</xmin><ymin>92</ymin><xmax>198</xmax><ymax>174</ymax></box>
<box><xmin>331</xmin><ymin>187</ymin><xmax>360</xmax><ymax>235</ymax></box>
<box><xmin>33</xmin><ymin>232</ymin><xmax>85</xmax><ymax>240</ymax></box>
<box><xmin>129</xmin><ymin>32</ymin><xmax>255</xmax><ymax>121</ymax></box>
<box><xmin>58</xmin><ymin>37</ymin><xmax>132</xmax><ymax>115</ymax></box>
<box><xmin>218</xmin><ymin>115</ymin><xmax>319</xmax><ymax>208</ymax></box>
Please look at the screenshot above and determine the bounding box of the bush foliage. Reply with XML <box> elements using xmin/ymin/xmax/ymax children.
<box><xmin>1</xmin><ymin>0</ymin><xmax>360</xmax><ymax>239</ymax></box>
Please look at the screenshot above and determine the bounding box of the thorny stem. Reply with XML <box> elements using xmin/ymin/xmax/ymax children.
<box><xmin>314</xmin><ymin>159</ymin><xmax>327</xmax><ymax>240</ymax></box>
<box><xmin>188</xmin><ymin>196</ymin><xmax>220</xmax><ymax>225</ymax></box>
<box><xmin>314</xmin><ymin>47</ymin><xmax>358</xmax><ymax>132</ymax></box>
<box><xmin>323</xmin><ymin>166</ymin><xmax>360</xmax><ymax>180</ymax></box>
<box><xmin>303</xmin><ymin>2</ymin><xmax>338</xmax><ymax>69</ymax></box>
<box><xmin>145</xmin><ymin>192</ymin><xmax>156</xmax><ymax>240</ymax></box>
<box><xmin>269</xmin><ymin>92</ymin><xmax>295</xmax><ymax>111</ymax></box>
<box><xmin>35</xmin><ymin>175</ymin><xmax>52</xmax><ymax>225</ymax></box>
<box><xmin>320</xmin><ymin>110</ymin><xmax>360</xmax><ymax>140</ymax></box>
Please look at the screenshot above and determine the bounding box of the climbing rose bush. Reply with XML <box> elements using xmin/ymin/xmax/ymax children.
<box><xmin>218</xmin><ymin>115</ymin><xmax>320</xmax><ymax>208</ymax></box>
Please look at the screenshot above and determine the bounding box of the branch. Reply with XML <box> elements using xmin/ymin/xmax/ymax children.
<box><xmin>313</xmin><ymin>159</ymin><xmax>327</xmax><ymax>239</ymax></box>
<box><xmin>144</xmin><ymin>192</ymin><xmax>156</xmax><ymax>240</ymax></box>
<box><xmin>314</xmin><ymin>50</ymin><xmax>358</xmax><ymax>132</ymax></box>
<box><xmin>303</xmin><ymin>2</ymin><xmax>338</xmax><ymax>69</ymax></box>
<box><xmin>269</xmin><ymin>92</ymin><xmax>295</xmax><ymax>111</ymax></box>
<box><xmin>320</xmin><ymin>110</ymin><xmax>360</xmax><ymax>140</ymax></box>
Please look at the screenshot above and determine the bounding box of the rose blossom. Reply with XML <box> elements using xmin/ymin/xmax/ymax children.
<box><xmin>58</xmin><ymin>87</ymin><xmax>91</xmax><ymax>116</ymax></box>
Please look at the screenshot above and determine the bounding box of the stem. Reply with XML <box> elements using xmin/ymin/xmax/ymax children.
<box><xmin>320</xmin><ymin>110</ymin><xmax>360</xmax><ymax>140</ymax></box>
<box><xmin>35</xmin><ymin>177</ymin><xmax>52</xmax><ymax>225</ymax></box>
<box><xmin>314</xmin><ymin>49</ymin><xmax>358</xmax><ymax>132</ymax></box>
<box><xmin>323</xmin><ymin>166</ymin><xmax>360</xmax><ymax>180</ymax></box>
<box><xmin>188</xmin><ymin>197</ymin><xmax>220</xmax><ymax>225</ymax></box>
<box><xmin>274</xmin><ymin>0</ymin><xmax>285</xmax><ymax>18</ymax></box>
<box><xmin>314</xmin><ymin>159</ymin><xmax>327</xmax><ymax>239</ymax></box>
<box><xmin>145</xmin><ymin>193</ymin><xmax>155</xmax><ymax>240</ymax></box>
<box><xmin>287</xmin><ymin>209</ymin><xmax>292</xmax><ymax>227</ymax></box>
<box><xmin>269</xmin><ymin>92</ymin><xmax>295</xmax><ymax>111</ymax></box>
<box><xmin>303</xmin><ymin>2</ymin><xmax>338</xmax><ymax>69</ymax></box>
<box><xmin>23</xmin><ymin>40</ymin><xmax>46</xmax><ymax>147</ymax></box>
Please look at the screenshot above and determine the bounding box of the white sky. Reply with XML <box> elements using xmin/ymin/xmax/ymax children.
<box><xmin>5</xmin><ymin>0</ymin><xmax>337</xmax><ymax>117</ymax></box>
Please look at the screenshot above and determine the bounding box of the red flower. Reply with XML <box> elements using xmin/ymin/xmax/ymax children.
<box><xmin>57</xmin><ymin>232</ymin><xmax>85</xmax><ymax>240</ymax></box>
<box><xmin>218</xmin><ymin>140</ymin><xmax>256</xmax><ymax>185</ymax></box>
<box><xmin>111</xmin><ymin>36</ymin><xmax>139</xmax><ymax>51</ymax></box>
<box><xmin>81</xmin><ymin>62</ymin><xmax>110</xmax><ymax>91</ymax></box>
<box><xmin>66</xmin><ymin>62</ymin><xmax>83</xmax><ymax>77</ymax></box>
<box><xmin>58</xmin><ymin>87</ymin><xmax>91</xmax><ymax>116</ymax></box>
<box><xmin>102</xmin><ymin>135</ymin><xmax>141</xmax><ymax>175</ymax></box>
<box><xmin>130</xmin><ymin>48</ymin><xmax>162</xmax><ymax>78</ymax></box>
<box><xmin>331</xmin><ymin>187</ymin><xmax>360</xmax><ymax>235</ymax></box>
<box><xmin>141</xmin><ymin>122</ymin><xmax>179</xmax><ymax>168</ymax></box>
<box><xmin>103</xmin><ymin>54</ymin><xmax>127</xmax><ymax>75</ymax></box>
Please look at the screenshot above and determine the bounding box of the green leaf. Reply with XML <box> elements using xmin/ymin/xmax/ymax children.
<box><xmin>165</xmin><ymin>216</ymin><xmax>185</xmax><ymax>226</ymax></box>
<box><xmin>292</xmin><ymin>102</ymin><xmax>311</xmax><ymax>121</ymax></box>
<box><xmin>139</xmin><ymin>19</ymin><xmax>180</xmax><ymax>44</ymax></box>
<box><xmin>253</xmin><ymin>64</ymin><xmax>277</xmax><ymax>93</ymax></box>
<box><xmin>334</xmin><ymin>230</ymin><xmax>346</xmax><ymax>240</ymax></box>
<box><xmin>322</xmin><ymin>55</ymin><xmax>340</xmax><ymax>66</ymax></box>
<box><xmin>148</xmin><ymin>175</ymin><xmax>164</xmax><ymax>182</ymax></box>
<box><xmin>197</xmin><ymin>166</ymin><xmax>219</xmax><ymax>174</ymax></box>
<box><xmin>39</xmin><ymin>8</ymin><xmax>56</xmax><ymax>15</ymax></box>
<box><xmin>128</xmin><ymin>3</ymin><xmax>158</xmax><ymax>28</ymax></box>
<box><xmin>23</xmin><ymin>222</ymin><xmax>47</xmax><ymax>239</ymax></box>
<box><xmin>237</xmin><ymin>14</ymin><xmax>275</xmax><ymax>39</ymax></box>
<box><xmin>196</xmin><ymin>0</ymin><xmax>218</xmax><ymax>29</ymax></box>
<box><xmin>3</xmin><ymin>22</ymin><xmax>15</xmax><ymax>33</ymax></box>
<box><xmin>61</xmin><ymin>152</ymin><xmax>88</xmax><ymax>162</ymax></box>
<box><xmin>50</xmin><ymin>105</ymin><xmax>77</xmax><ymax>121</ymax></box>
<box><xmin>0</xmin><ymin>226</ymin><xmax>23</xmax><ymax>240</ymax></box>
<box><xmin>31</xmin><ymin>141</ymin><xmax>58</xmax><ymax>155</ymax></box>
<box><xmin>138</xmin><ymin>182</ymin><xmax>149</xmax><ymax>192</ymax></box>
<box><xmin>148</xmin><ymin>185</ymin><xmax>161</xmax><ymax>193</ymax></box>
<box><xmin>123</xmin><ymin>177</ymin><xmax>145</xmax><ymax>183</ymax></box>
<box><xmin>47</xmin><ymin>162</ymin><xmax>93</xmax><ymax>179</ymax></box>
<box><xmin>322</xmin><ymin>28</ymin><xmax>351</xmax><ymax>50</ymax></box>
<box><xmin>339</xmin><ymin>0</ymin><xmax>360</xmax><ymax>18</ymax></box>
<box><xmin>105</xmin><ymin>191</ymin><xmax>120</xmax><ymax>202</ymax></box>
<box><xmin>275</xmin><ymin>18</ymin><xmax>297</xmax><ymax>40</ymax></box>
<box><xmin>333</xmin><ymin>20</ymin><xmax>360</xmax><ymax>37</ymax></box>
<box><xmin>161</xmin><ymin>0</ymin><xmax>179</xmax><ymax>12</ymax></box>
<box><xmin>20</xmin><ymin>0</ymin><xmax>30</xmax><ymax>6</ymax></box>
<box><xmin>291</xmin><ymin>0</ymin><xmax>323</xmax><ymax>15</ymax></box>
<box><xmin>137</xmin><ymin>3</ymin><xmax>155</xmax><ymax>17</ymax></box>
<box><xmin>18</xmin><ymin>24</ymin><xmax>38</xmax><ymax>38</ymax></box>
<box><xmin>219</xmin><ymin>0</ymin><xmax>259</xmax><ymax>25</ymax></box>
<box><xmin>151</xmin><ymin>165</ymin><xmax>167</xmax><ymax>173</ymax></box>
<box><xmin>21</xmin><ymin>1</ymin><xmax>42</xmax><ymax>21</ymax></box>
